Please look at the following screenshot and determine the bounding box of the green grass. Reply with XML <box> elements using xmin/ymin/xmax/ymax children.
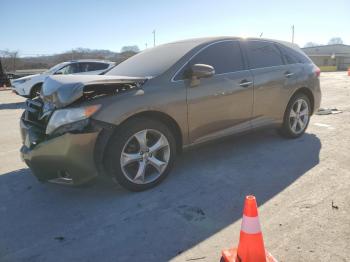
<box><xmin>319</xmin><ymin>66</ymin><xmax>337</xmax><ymax>72</ymax></box>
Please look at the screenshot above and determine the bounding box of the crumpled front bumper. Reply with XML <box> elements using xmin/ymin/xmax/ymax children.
<box><xmin>20</xmin><ymin>119</ymin><xmax>100</xmax><ymax>185</ymax></box>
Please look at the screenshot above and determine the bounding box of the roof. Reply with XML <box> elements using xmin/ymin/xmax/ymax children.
<box><xmin>169</xmin><ymin>36</ymin><xmax>297</xmax><ymax>47</ymax></box>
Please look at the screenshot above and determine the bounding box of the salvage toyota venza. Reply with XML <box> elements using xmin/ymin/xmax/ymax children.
<box><xmin>20</xmin><ymin>37</ymin><xmax>321</xmax><ymax>191</ymax></box>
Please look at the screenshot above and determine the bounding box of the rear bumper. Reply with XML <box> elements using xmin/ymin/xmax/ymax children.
<box><xmin>20</xmin><ymin>119</ymin><xmax>100</xmax><ymax>185</ymax></box>
<box><xmin>312</xmin><ymin>78</ymin><xmax>322</xmax><ymax>114</ymax></box>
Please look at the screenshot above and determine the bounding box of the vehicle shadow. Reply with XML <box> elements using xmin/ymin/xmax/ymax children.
<box><xmin>0</xmin><ymin>129</ymin><xmax>321</xmax><ymax>262</ymax></box>
<box><xmin>0</xmin><ymin>101</ymin><xmax>26</xmax><ymax>110</ymax></box>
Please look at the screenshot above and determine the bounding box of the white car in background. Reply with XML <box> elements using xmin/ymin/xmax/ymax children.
<box><xmin>11</xmin><ymin>60</ymin><xmax>115</xmax><ymax>98</ymax></box>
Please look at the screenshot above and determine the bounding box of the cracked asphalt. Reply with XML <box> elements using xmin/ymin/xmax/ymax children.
<box><xmin>0</xmin><ymin>72</ymin><xmax>349</xmax><ymax>262</ymax></box>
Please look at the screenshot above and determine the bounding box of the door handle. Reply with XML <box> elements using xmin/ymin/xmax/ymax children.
<box><xmin>239</xmin><ymin>80</ymin><xmax>253</xmax><ymax>88</ymax></box>
<box><xmin>284</xmin><ymin>72</ymin><xmax>295</xmax><ymax>78</ymax></box>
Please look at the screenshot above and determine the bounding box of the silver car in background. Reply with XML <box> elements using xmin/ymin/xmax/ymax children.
<box><xmin>12</xmin><ymin>60</ymin><xmax>115</xmax><ymax>98</ymax></box>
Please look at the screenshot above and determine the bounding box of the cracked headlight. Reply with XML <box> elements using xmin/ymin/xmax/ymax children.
<box><xmin>46</xmin><ymin>104</ymin><xmax>101</xmax><ymax>135</ymax></box>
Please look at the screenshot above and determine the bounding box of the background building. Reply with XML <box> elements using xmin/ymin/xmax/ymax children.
<box><xmin>302</xmin><ymin>44</ymin><xmax>350</xmax><ymax>71</ymax></box>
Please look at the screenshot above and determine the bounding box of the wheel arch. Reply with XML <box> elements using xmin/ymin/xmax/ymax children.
<box><xmin>95</xmin><ymin>110</ymin><xmax>184</xmax><ymax>176</ymax></box>
<box><xmin>289</xmin><ymin>87</ymin><xmax>315</xmax><ymax>114</ymax></box>
<box><xmin>30</xmin><ymin>82</ymin><xmax>43</xmax><ymax>97</ymax></box>
<box><xmin>121</xmin><ymin>110</ymin><xmax>183</xmax><ymax>154</ymax></box>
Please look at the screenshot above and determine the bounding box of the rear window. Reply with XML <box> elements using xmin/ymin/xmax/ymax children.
<box><xmin>245</xmin><ymin>41</ymin><xmax>284</xmax><ymax>69</ymax></box>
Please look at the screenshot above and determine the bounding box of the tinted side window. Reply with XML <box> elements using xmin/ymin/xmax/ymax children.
<box><xmin>56</xmin><ymin>63</ymin><xmax>79</xmax><ymax>74</ymax></box>
<box><xmin>279</xmin><ymin>46</ymin><xmax>298</xmax><ymax>64</ymax></box>
<box><xmin>174</xmin><ymin>41</ymin><xmax>244</xmax><ymax>80</ymax></box>
<box><xmin>293</xmin><ymin>50</ymin><xmax>311</xmax><ymax>64</ymax></box>
<box><xmin>79</xmin><ymin>63</ymin><xmax>90</xmax><ymax>72</ymax></box>
<box><xmin>279</xmin><ymin>45</ymin><xmax>311</xmax><ymax>64</ymax></box>
<box><xmin>79</xmin><ymin>62</ymin><xmax>109</xmax><ymax>72</ymax></box>
<box><xmin>89</xmin><ymin>62</ymin><xmax>109</xmax><ymax>71</ymax></box>
<box><xmin>245</xmin><ymin>41</ymin><xmax>284</xmax><ymax>69</ymax></box>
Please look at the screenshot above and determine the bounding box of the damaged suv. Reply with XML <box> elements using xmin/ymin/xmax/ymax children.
<box><xmin>20</xmin><ymin>37</ymin><xmax>321</xmax><ymax>191</ymax></box>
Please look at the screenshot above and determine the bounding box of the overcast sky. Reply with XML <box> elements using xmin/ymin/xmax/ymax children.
<box><xmin>1</xmin><ymin>0</ymin><xmax>349</xmax><ymax>56</ymax></box>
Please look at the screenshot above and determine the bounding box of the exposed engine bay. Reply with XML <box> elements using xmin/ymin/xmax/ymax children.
<box><xmin>20</xmin><ymin>75</ymin><xmax>148</xmax><ymax>148</ymax></box>
<box><xmin>41</xmin><ymin>74</ymin><xmax>147</xmax><ymax>108</ymax></box>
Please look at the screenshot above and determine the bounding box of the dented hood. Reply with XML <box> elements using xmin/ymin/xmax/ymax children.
<box><xmin>41</xmin><ymin>75</ymin><xmax>147</xmax><ymax>108</ymax></box>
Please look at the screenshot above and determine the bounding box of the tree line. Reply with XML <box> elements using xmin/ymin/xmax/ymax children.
<box><xmin>304</xmin><ymin>37</ymin><xmax>344</xmax><ymax>48</ymax></box>
<box><xmin>0</xmin><ymin>46</ymin><xmax>140</xmax><ymax>73</ymax></box>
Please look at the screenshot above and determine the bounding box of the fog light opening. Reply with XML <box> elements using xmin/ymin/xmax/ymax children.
<box><xmin>48</xmin><ymin>170</ymin><xmax>74</xmax><ymax>185</ymax></box>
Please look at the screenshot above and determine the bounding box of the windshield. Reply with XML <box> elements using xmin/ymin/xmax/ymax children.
<box><xmin>45</xmin><ymin>62</ymin><xmax>69</xmax><ymax>74</ymax></box>
<box><xmin>106</xmin><ymin>41</ymin><xmax>199</xmax><ymax>77</ymax></box>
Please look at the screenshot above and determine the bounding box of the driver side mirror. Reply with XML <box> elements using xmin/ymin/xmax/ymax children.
<box><xmin>189</xmin><ymin>64</ymin><xmax>215</xmax><ymax>87</ymax></box>
<box><xmin>191</xmin><ymin>64</ymin><xmax>215</xmax><ymax>79</ymax></box>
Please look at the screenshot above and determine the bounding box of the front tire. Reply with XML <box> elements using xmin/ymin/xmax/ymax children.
<box><xmin>279</xmin><ymin>93</ymin><xmax>311</xmax><ymax>138</ymax></box>
<box><xmin>30</xmin><ymin>83</ymin><xmax>42</xmax><ymax>99</ymax></box>
<box><xmin>104</xmin><ymin>117</ymin><xmax>177</xmax><ymax>192</ymax></box>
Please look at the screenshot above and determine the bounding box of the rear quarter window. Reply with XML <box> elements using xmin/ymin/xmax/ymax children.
<box><xmin>279</xmin><ymin>45</ymin><xmax>311</xmax><ymax>64</ymax></box>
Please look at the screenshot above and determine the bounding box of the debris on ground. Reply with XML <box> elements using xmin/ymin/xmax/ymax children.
<box><xmin>186</xmin><ymin>256</ymin><xmax>206</xmax><ymax>261</ymax></box>
<box><xmin>316</xmin><ymin>108</ymin><xmax>343</xmax><ymax>115</ymax></box>
<box><xmin>331</xmin><ymin>201</ymin><xmax>339</xmax><ymax>210</ymax></box>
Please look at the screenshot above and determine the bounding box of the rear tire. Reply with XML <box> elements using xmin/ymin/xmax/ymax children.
<box><xmin>279</xmin><ymin>93</ymin><xmax>311</xmax><ymax>138</ymax></box>
<box><xmin>104</xmin><ymin>117</ymin><xmax>177</xmax><ymax>192</ymax></box>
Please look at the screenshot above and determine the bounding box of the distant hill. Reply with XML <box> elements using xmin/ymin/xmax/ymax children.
<box><xmin>0</xmin><ymin>48</ymin><xmax>138</xmax><ymax>73</ymax></box>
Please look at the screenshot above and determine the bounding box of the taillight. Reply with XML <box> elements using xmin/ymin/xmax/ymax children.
<box><xmin>315</xmin><ymin>67</ymin><xmax>321</xmax><ymax>77</ymax></box>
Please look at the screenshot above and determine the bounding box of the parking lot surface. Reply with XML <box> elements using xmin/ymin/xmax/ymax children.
<box><xmin>0</xmin><ymin>72</ymin><xmax>349</xmax><ymax>262</ymax></box>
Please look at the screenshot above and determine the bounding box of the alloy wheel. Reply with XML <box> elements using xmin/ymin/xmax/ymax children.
<box><xmin>289</xmin><ymin>98</ymin><xmax>309</xmax><ymax>134</ymax></box>
<box><xmin>120</xmin><ymin>129</ymin><xmax>170</xmax><ymax>184</ymax></box>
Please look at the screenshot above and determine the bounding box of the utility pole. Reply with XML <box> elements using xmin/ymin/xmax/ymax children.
<box><xmin>145</xmin><ymin>43</ymin><xmax>148</xmax><ymax>49</ymax></box>
<box><xmin>152</xmin><ymin>30</ymin><xmax>156</xmax><ymax>47</ymax></box>
<box><xmin>291</xmin><ymin>25</ymin><xmax>295</xmax><ymax>43</ymax></box>
<box><xmin>259</xmin><ymin>32</ymin><xmax>263</xmax><ymax>38</ymax></box>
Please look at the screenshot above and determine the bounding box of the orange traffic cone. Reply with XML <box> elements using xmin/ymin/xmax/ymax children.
<box><xmin>221</xmin><ymin>195</ymin><xmax>277</xmax><ymax>262</ymax></box>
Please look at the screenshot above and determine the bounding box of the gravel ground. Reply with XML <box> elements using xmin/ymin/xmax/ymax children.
<box><xmin>0</xmin><ymin>72</ymin><xmax>349</xmax><ymax>262</ymax></box>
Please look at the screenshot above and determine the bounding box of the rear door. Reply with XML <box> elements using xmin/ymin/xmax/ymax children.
<box><xmin>277</xmin><ymin>43</ymin><xmax>310</xmax><ymax>88</ymax></box>
<box><xmin>178</xmin><ymin>40</ymin><xmax>254</xmax><ymax>144</ymax></box>
<box><xmin>242</xmin><ymin>40</ymin><xmax>295</xmax><ymax>126</ymax></box>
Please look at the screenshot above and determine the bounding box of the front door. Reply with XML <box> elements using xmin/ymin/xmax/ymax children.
<box><xmin>180</xmin><ymin>41</ymin><xmax>254</xmax><ymax>144</ymax></box>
